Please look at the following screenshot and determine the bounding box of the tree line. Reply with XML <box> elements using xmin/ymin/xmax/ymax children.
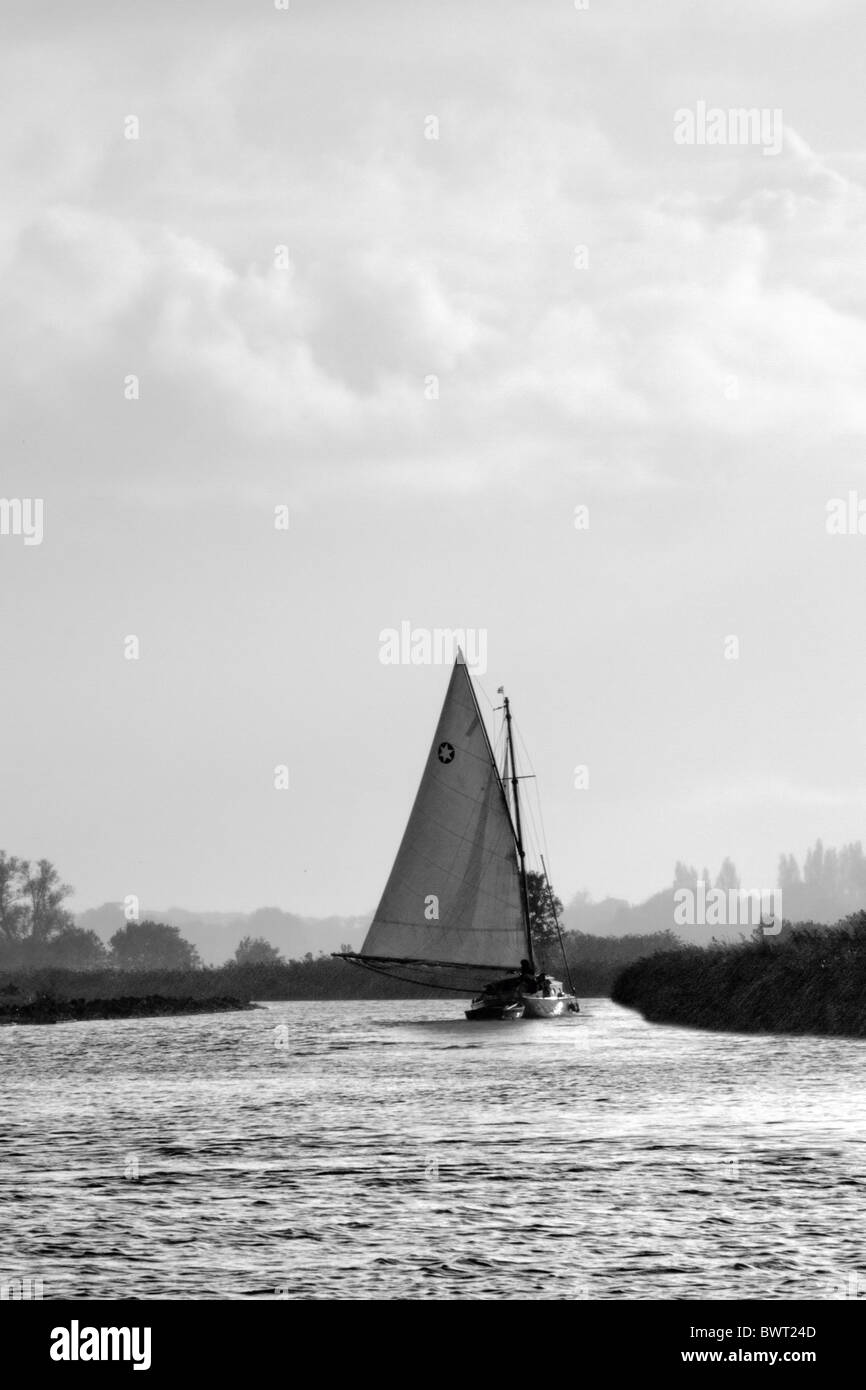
<box><xmin>0</xmin><ymin>852</ymin><xmax>276</xmax><ymax>971</ymax></box>
<box><xmin>0</xmin><ymin>855</ymin><xmax>571</xmax><ymax>973</ymax></box>
<box><xmin>0</xmin><ymin>854</ymin><xmax>684</xmax><ymax>998</ymax></box>
<box><xmin>7</xmin><ymin>842</ymin><xmax>866</xmax><ymax>988</ymax></box>
<box><xmin>671</xmin><ymin>840</ymin><xmax>866</xmax><ymax>906</ymax></box>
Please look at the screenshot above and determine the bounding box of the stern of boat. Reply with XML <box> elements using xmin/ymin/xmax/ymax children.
<box><xmin>521</xmin><ymin>993</ymin><xmax>579</xmax><ymax>1018</ymax></box>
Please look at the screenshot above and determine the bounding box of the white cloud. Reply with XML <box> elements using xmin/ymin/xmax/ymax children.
<box><xmin>5</xmin><ymin>84</ymin><xmax>866</xmax><ymax>502</ymax></box>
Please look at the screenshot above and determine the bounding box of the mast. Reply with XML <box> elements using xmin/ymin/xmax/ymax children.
<box><xmin>503</xmin><ymin>694</ymin><xmax>534</xmax><ymax>970</ymax></box>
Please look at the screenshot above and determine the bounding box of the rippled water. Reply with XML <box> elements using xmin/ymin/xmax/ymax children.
<box><xmin>1</xmin><ymin>999</ymin><xmax>864</xmax><ymax>1300</ymax></box>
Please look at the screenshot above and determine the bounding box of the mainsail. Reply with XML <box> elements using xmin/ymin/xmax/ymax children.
<box><xmin>348</xmin><ymin>653</ymin><xmax>528</xmax><ymax>990</ymax></box>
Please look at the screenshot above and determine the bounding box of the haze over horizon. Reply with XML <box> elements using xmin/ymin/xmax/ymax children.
<box><xmin>4</xmin><ymin>0</ymin><xmax>866</xmax><ymax>919</ymax></box>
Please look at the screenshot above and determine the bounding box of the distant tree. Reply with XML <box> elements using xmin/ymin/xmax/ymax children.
<box><xmin>839</xmin><ymin>842</ymin><xmax>866</xmax><ymax>897</ymax></box>
<box><xmin>25</xmin><ymin>858</ymin><xmax>75</xmax><ymax>940</ymax></box>
<box><xmin>0</xmin><ymin>853</ymin><xmax>76</xmax><ymax>953</ymax></box>
<box><xmin>778</xmin><ymin>853</ymin><xmax>801</xmax><ymax>890</ymax></box>
<box><xmin>109</xmin><ymin>920</ymin><xmax>201</xmax><ymax>971</ymax></box>
<box><xmin>804</xmin><ymin>839</ymin><xmax>826</xmax><ymax>887</ymax></box>
<box><xmin>823</xmin><ymin>846</ymin><xmax>839</xmax><ymax>895</ymax></box>
<box><xmin>43</xmin><ymin>926</ymin><xmax>108</xmax><ymax>970</ymax></box>
<box><xmin>526</xmin><ymin>869</ymin><xmax>563</xmax><ymax>947</ymax></box>
<box><xmin>715</xmin><ymin>858</ymin><xmax>740</xmax><ymax>892</ymax></box>
<box><xmin>673</xmin><ymin>861</ymin><xmax>698</xmax><ymax>890</ymax></box>
<box><xmin>777</xmin><ymin>841</ymin><xmax>866</xmax><ymax>920</ymax></box>
<box><xmin>0</xmin><ymin>853</ymin><xmax>28</xmax><ymax>942</ymax></box>
<box><xmin>233</xmin><ymin>936</ymin><xmax>283</xmax><ymax>965</ymax></box>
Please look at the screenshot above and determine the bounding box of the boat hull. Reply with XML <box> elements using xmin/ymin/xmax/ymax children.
<box><xmin>465</xmin><ymin>1000</ymin><xmax>525</xmax><ymax>1021</ymax></box>
<box><xmin>465</xmin><ymin>988</ymin><xmax>579</xmax><ymax>1021</ymax></box>
<box><xmin>521</xmin><ymin>993</ymin><xmax>579</xmax><ymax>1018</ymax></box>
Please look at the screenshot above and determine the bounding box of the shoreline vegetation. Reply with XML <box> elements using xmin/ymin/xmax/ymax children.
<box><xmin>9</xmin><ymin>916</ymin><xmax>863</xmax><ymax>1032</ymax></box>
<box><xmin>0</xmin><ymin>853</ymin><xmax>685</xmax><ymax>1020</ymax></box>
<box><xmin>611</xmin><ymin>916</ymin><xmax>866</xmax><ymax>1038</ymax></box>
<box><xmin>4</xmin><ymin>850</ymin><xmax>866</xmax><ymax>1031</ymax></box>
<box><xmin>0</xmin><ymin>995</ymin><xmax>257</xmax><ymax>1026</ymax></box>
<box><xmin>0</xmin><ymin>930</ymin><xmax>683</xmax><ymax>1023</ymax></box>
<box><xmin>0</xmin><ymin>853</ymin><xmax>686</xmax><ymax>1014</ymax></box>
<box><xmin>3</xmin><ymin>922</ymin><xmax>865</xmax><ymax>1033</ymax></box>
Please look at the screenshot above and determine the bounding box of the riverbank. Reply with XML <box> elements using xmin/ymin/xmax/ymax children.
<box><xmin>611</xmin><ymin>921</ymin><xmax>866</xmax><ymax>1037</ymax></box>
<box><xmin>0</xmin><ymin>930</ymin><xmax>681</xmax><ymax>1003</ymax></box>
<box><xmin>0</xmin><ymin>995</ymin><xmax>257</xmax><ymax>1025</ymax></box>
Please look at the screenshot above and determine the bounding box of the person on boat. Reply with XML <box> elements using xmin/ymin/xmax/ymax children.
<box><xmin>484</xmin><ymin>978</ymin><xmax>511</xmax><ymax>997</ymax></box>
<box><xmin>518</xmin><ymin>960</ymin><xmax>538</xmax><ymax>993</ymax></box>
<box><xmin>492</xmin><ymin>960</ymin><xmax>537</xmax><ymax>996</ymax></box>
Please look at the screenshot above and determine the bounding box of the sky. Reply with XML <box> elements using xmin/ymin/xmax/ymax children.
<box><xmin>3</xmin><ymin>0</ymin><xmax>866</xmax><ymax>916</ymax></box>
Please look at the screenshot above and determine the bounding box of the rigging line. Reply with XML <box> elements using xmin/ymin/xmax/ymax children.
<box><xmin>511</xmin><ymin>718</ymin><xmax>544</xmax><ymax>865</ymax></box>
<box><xmin>525</xmin><ymin>767</ymin><xmax>568</xmax><ymax>961</ymax></box>
<box><xmin>510</xmin><ymin>720</ymin><xmax>571</xmax><ymax>952</ymax></box>
<box><xmin>474</xmin><ymin>672</ymin><xmax>507</xmax><ymax>759</ymax></box>
<box><xmin>515</xmin><ymin>718</ymin><xmax>553</xmax><ymax>874</ymax></box>
<box><xmin>522</xmin><ymin>789</ymin><xmax>542</xmax><ymax>870</ymax></box>
<box><xmin>472</xmin><ymin>673</ymin><xmax>499</xmax><ymax>722</ymax></box>
<box><xmin>541</xmin><ymin>852</ymin><xmax>575</xmax><ymax>997</ymax></box>
<box><xmin>343</xmin><ymin>956</ymin><xmax>478</xmax><ymax>995</ymax></box>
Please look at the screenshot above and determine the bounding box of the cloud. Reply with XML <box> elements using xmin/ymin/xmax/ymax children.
<box><xmin>4</xmin><ymin>12</ymin><xmax>866</xmax><ymax>509</ymax></box>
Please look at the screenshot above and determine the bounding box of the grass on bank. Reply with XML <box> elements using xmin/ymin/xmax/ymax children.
<box><xmin>611</xmin><ymin>917</ymin><xmax>866</xmax><ymax>1037</ymax></box>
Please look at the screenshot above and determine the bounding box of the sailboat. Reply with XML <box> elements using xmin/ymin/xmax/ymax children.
<box><xmin>334</xmin><ymin>651</ymin><xmax>579</xmax><ymax>1021</ymax></box>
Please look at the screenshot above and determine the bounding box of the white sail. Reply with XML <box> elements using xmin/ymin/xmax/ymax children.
<box><xmin>359</xmin><ymin>654</ymin><xmax>527</xmax><ymax>973</ymax></box>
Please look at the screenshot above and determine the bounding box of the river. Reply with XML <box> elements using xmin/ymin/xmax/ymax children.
<box><xmin>1</xmin><ymin>999</ymin><xmax>863</xmax><ymax>1299</ymax></box>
